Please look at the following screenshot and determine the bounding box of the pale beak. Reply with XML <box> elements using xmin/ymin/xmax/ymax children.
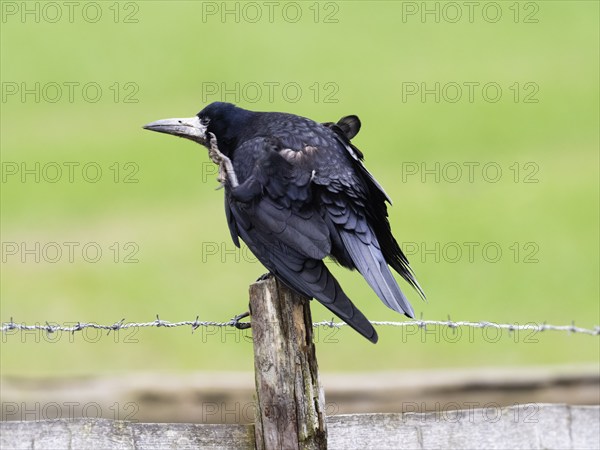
<box><xmin>143</xmin><ymin>116</ymin><xmax>207</xmax><ymax>144</ymax></box>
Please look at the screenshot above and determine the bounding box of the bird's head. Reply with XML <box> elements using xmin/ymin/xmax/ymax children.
<box><xmin>143</xmin><ymin>102</ymin><xmax>250</xmax><ymax>156</ymax></box>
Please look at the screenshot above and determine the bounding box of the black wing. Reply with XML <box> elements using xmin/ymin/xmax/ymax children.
<box><xmin>325</xmin><ymin>121</ymin><xmax>426</xmax><ymax>301</ymax></box>
<box><xmin>225</xmin><ymin>136</ymin><xmax>378</xmax><ymax>342</ymax></box>
<box><xmin>322</xmin><ymin>114</ymin><xmax>420</xmax><ymax>296</ymax></box>
<box><xmin>274</xmin><ymin>116</ymin><xmax>424</xmax><ymax>310</ymax></box>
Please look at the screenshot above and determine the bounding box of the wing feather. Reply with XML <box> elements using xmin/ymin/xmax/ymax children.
<box><xmin>223</xmin><ymin>136</ymin><xmax>378</xmax><ymax>342</ymax></box>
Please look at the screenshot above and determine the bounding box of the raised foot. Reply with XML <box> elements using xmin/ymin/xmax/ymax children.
<box><xmin>208</xmin><ymin>132</ymin><xmax>239</xmax><ymax>188</ymax></box>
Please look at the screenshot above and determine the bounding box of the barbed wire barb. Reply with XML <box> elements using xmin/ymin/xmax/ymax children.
<box><xmin>1</xmin><ymin>316</ymin><xmax>599</xmax><ymax>337</ymax></box>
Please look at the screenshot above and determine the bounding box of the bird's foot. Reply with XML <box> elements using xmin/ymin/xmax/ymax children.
<box><xmin>208</xmin><ymin>132</ymin><xmax>239</xmax><ymax>188</ymax></box>
<box><xmin>256</xmin><ymin>272</ymin><xmax>273</xmax><ymax>282</ymax></box>
<box><xmin>230</xmin><ymin>311</ymin><xmax>251</xmax><ymax>330</ymax></box>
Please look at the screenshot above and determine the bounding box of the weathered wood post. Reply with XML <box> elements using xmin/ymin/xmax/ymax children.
<box><xmin>249</xmin><ymin>276</ymin><xmax>327</xmax><ymax>450</ymax></box>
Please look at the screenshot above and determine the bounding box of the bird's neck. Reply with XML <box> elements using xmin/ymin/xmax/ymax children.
<box><xmin>209</xmin><ymin>109</ymin><xmax>255</xmax><ymax>156</ymax></box>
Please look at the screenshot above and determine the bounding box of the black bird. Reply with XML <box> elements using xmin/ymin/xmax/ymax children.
<box><xmin>144</xmin><ymin>102</ymin><xmax>424</xmax><ymax>343</ymax></box>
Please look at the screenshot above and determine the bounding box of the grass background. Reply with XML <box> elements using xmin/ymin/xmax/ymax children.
<box><xmin>1</xmin><ymin>1</ymin><xmax>598</xmax><ymax>377</ymax></box>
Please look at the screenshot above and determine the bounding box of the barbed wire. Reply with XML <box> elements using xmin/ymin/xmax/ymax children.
<box><xmin>1</xmin><ymin>315</ymin><xmax>599</xmax><ymax>336</ymax></box>
<box><xmin>316</xmin><ymin>319</ymin><xmax>600</xmax><ymax>336</ymax></box>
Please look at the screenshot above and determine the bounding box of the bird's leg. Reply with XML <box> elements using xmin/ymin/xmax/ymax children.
<box><xmin>230</xmin><ymin>310</ymin><xmax>251</xmax><ymax>330</ymax></box>
<box><xmin>208</xmin><ymin>132</ymin><xmax>239</xmax><ymax>188</ymax></box>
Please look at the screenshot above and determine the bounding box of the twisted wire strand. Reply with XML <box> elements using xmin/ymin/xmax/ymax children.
<box><xmin>2</xmin><ymin>315</ymin><xmax>598</xmax><ymax>336</ymax></box>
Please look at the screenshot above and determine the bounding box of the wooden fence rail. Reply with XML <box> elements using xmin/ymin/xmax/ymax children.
<box><xmin>2</xmin><ymin>404</ymin><xmax>598</xmax><ymax>449</ymax></box>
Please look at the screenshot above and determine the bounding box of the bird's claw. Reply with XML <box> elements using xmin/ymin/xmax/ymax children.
<box><xmin>207</xmin><ymin>132</ymin><xmax>227</xmax><ymax>184</ymax></box>
<box><xmin>256</xmin><ymin>272</ymin><xmax>274</xmax><ymax>282</ymax></box>
<box><xmin>208</xmin><ymin>132</ymin><xmax>239</xmax><ymax>188</ymax></box>
<box><xmin>230</xmin><ymin>311</ymin><xmax>251</xmax><ymax>330</ymax></box>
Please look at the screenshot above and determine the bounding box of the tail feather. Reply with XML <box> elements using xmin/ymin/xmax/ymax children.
<box><xmin>340</xmin><ymin>229</ymin><xmax>415</xmax><ymax>318</ymax></box>
<box><xmin>275</xmin><ymin>258</ymin><xmax>378</xmax><ymax>343</ymax></box>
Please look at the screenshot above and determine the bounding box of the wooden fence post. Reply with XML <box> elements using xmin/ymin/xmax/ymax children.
<box><xmin>249</xmin><ymin>277</ymin><xmax>327</xmax><ymax>450</ymax></box>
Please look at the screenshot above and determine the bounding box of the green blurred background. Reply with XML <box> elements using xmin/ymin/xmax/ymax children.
<box><xmin>1</xmin><ymin>1</ymin><xmax>598</xmax><ymax>377</ymax></box>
